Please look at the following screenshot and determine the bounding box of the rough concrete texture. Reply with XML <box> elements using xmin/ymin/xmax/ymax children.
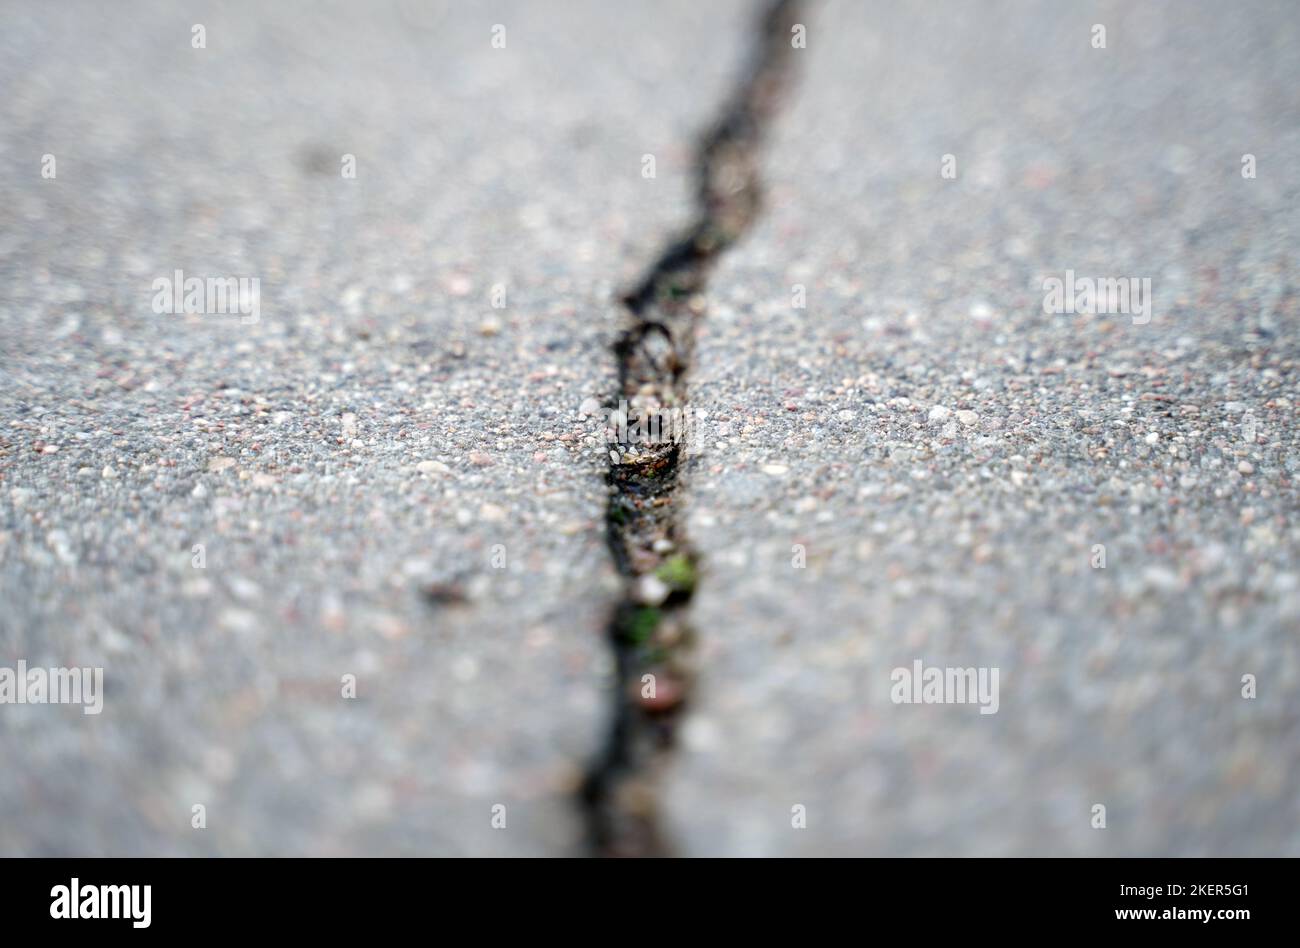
<box><xmin>0</xmin><ymin>0</ymin><xmax>751</xmax><ymax>855</ymax></box>
<box><xmin>663</xmin><ymin>0</ymin><xmax>1300</xmax><ymax>855</ymax></box>
<box><xmin>3</xmin><ymin>0</ymin><xmax>1297</xmax><ymax>858</ymax></box>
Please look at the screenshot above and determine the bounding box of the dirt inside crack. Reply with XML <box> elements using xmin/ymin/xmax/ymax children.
<box><xmin>580</xmin><ymin>0</ymin><xmax>806</xmax><ymax>858</ymax></box>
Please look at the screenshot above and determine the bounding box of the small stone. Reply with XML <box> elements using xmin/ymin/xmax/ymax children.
<box><xmin>1238</xmin><ymin>460</ymin><xmax>1255</xmax><ymax>475</ymax></box>
<box><xmin>637</xmin><ymin>673</ymin><xmax>685</xmax><ymax>713</ymax></box>
<box><xmin>761</xmin><ymin>463</ymin><xmax>789</xmax><ymax>476</ymax></box>
<box><xmin>1144</xmin><ymin>432</ymin><xmax>1159</xmax><ymax>445</ymax></box>
<box><xmin>94</xmin><ymin>621</ymin><xmax>127</xmax><ymax>653</ymax></box>
<box><xmin>579</xmin><ymin>397</ymin><xmax>602</xmax><ymax>418</ymax></box>
<box><xmin>208</xmin><ymin>457</ymin><xmax>237</xmax><ymax>473</ymax></box>
<box><xmin>635</xmin><ymin>575</ymin><xmax>670</xmax><ymax>606</ymax></box>
<box><xmin>956</xmin><ymin>410</ymin><xmax>979</xmax><ymax>427</ymax></box>
<box><xmin>416</xmin><ymin>460</ymin><xmax>450</xmax><ymax>475</ymax></box>
<box><xmin>468</xmin><ymin>451</ymin><xmax>494</xmax><ymax>467</ymax></box>
<box><xmin>681</xmin><ymin>716</ymin><xmax>721</xmax><ymax>752</ymax></box>
<box><xmin>101</xmin><ymin>465</ymin><xmax>117</xmax><ymax>479</ymax></box>
<box><xmin>375</xmin><ymin>613</ymin><xmax>410</xmax><ymax>641</ymax></box>
<box><xmin>423</xmin><ymin>581</ymin><xmax>468</xmax><ymax>606</ymax></box>
<box><xmin>928</xmin><ymin>405</ymin><xmax>951</xmax><ymax>424</ymax></box>
<box><xmin>479</xmin><ymin>503</ymin><xmax>507</xmax><ymax>523</ymax></box>
<box><xmin>452</xmin><ymin>655</ymin><xmax>480</xmax><ymax>683</ymax></box>
<box><xmin>478</xmin><ymin>317</ymin><xmax>501</xmax><ymax>337</ymax></box>
<box><xmin>227</xmin><ymin>576</ymin><xmax>261</xmax><ymax>602</ymax></box>
<box><xmin>218</xmin><ymin>608</ymin><xmax>259</xmax><ymax>635</ymax></box>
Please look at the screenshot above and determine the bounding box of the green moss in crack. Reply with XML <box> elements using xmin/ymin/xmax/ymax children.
<box><xmin>655</xmin><ymin>554</ymin><xmax>697</xmax><ymax>595</ymax></box>
<box><xmin>621</xmin><ymin>607</ymin><xmax>661</xmax><ymax>645</ymax></box>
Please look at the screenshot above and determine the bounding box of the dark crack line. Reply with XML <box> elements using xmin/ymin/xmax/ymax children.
<box><xmin>580</xmin><ymin>0</ymin><xmax>806</xmax><ymax>858</ymax></box>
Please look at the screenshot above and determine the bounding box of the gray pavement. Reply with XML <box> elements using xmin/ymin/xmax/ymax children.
<box><xmin>662</xmin><ymin>0</ymin><xmax>1300</xmax><ymax>855</ymax></box>
<box><xmin>0</xmin><ymin>0</ymin><xmax>751</xmax><ymax>855</ymax></box>
<box><xmin>2</xmin><ymin>0</ymin><xmax>1298</xmax><ymax>856</ymax></box>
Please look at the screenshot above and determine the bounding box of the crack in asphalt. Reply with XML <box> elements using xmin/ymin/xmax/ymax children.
<box><xmin>580</xmin><ymin>0</ymin><xmax>806</xmax><ymax>857</ymax></box>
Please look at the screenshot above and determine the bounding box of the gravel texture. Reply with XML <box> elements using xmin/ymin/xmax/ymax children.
<box><xmin>3</xmin><ymin>0</ymin><xmax>1297</xmax><ymax>858</ymax></box>
<box><xmin>0</xmin><ymin>0</ymin><xmax>751</xmax><ymax>855</ymax></box>
<box><xmin>661</xmin><ymin>0</ymin><xmax>1300</xmax><ymax>855</ymax></box>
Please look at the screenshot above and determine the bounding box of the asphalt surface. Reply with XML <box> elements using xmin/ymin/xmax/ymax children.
<box><xmin>2</xmin><ymin>0</ymin><xmax>1298</xmax><ymax>856</ymax></box>
<box><xmin>0</xmin><ymin>0</ymin><xmax>751</xmax><ymax>855</ymax></box>
<box><xmin>662</xmin><ymin>0</ymin><xmax>1300</xmax><ymax>855</ymax></box>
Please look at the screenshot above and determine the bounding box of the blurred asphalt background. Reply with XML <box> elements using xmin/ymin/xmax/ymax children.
<box><xmin>2</xmin><ymin>0</ymin><xmax>1298</xmax><ymax>855</ymax></box>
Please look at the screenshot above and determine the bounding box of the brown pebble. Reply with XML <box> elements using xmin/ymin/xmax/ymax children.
<box><xmin>635</xmin><ymin>673</ymin><xmax>686</xmax><ymax>714</ymax></box>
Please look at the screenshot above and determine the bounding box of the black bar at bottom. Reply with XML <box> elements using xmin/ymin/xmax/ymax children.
<box><xmin>0</xmin><ymin>857</ymin><xmax>1286</xmax><ymax>934</ymax></box>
